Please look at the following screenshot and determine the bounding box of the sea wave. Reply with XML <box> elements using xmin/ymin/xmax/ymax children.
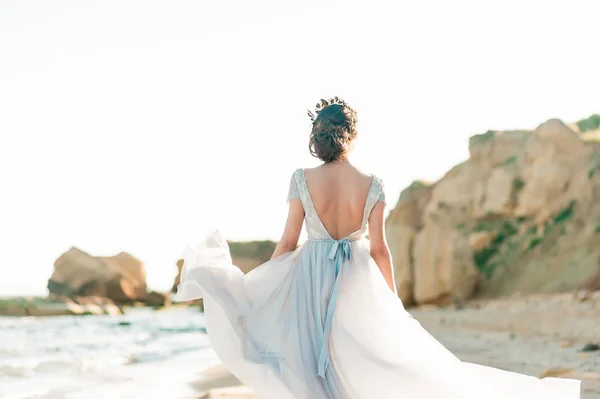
<box><xmin>0</xmin><ymin>307</ymin><xmax>217</xmax><ymax>399</ymax></box>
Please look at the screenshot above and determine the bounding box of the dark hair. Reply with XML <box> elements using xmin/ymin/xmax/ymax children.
<box><xmin>307</xmin><ymin>97</ymin><xmax>358</xmax><ymax>163</ymax></box>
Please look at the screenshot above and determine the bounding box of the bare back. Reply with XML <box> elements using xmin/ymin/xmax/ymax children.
<box><xmin>275</xmin><ymin>162</ymin><xmax>392</xmax><ymax>291</ymax></box>
<box><xmin>303</xmin><ymin>163</ymin><xmax>374</xmax><ymax>240</ymax></box>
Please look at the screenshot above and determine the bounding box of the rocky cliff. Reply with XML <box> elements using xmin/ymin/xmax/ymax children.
<box><xmin>386</xmin><ymin>114</ymin><xmax>600</xmax><ymax>306</ymax></box>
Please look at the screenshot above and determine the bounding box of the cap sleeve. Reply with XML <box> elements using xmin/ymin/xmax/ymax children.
<box><xmin>286</xmin><ymin>170</ymin><xmax>300</xmax><ymax>202</ymax></box>
<box><xmin>376</xmin><ymin>176</ymin><xmax>386</xmax><ymax>203</ymax></box>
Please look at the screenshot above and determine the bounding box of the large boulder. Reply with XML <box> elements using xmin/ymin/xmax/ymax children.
<box><xmin>385</xmin><ymin>115</ymin><xmax>600</xmax><ymax>305</ymax></box>
<box><xmin>48</xmin><ymin>247</ymin><xmax>147</xmax><ymax>303</ymax></box>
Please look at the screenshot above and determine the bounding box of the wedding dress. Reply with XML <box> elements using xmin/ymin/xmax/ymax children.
<box><xmin>175</xmin><ymin>168</ymin><xmax>580</xmax><ymax>399</ymax></box>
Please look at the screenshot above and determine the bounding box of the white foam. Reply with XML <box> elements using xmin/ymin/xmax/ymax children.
<box><xmin>0</xmin><ymin>307</ymin><xmax>218</xmax><ymax>399</ymax></box>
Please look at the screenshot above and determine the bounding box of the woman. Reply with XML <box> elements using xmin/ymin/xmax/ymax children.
<box><xmin>176</xmin><ymin>98</ymin><xmax>581</xmax><ymax>398</ymax></box>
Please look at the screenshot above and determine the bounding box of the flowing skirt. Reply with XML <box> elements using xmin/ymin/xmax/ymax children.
<box><xmin>175</xmin><ymin>231</ymin><xmax>580</xmax><ymax>399</ymax></box>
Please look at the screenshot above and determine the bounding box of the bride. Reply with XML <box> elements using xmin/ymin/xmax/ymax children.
<box><xmin>175</xmin><ymin>98</ymin><xmax>581</xmax><ymax>398</ymax></box>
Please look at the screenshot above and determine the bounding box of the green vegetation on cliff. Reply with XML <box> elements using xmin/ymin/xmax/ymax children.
<box><xmin>473</xmin><ymin>220</ymin><xmax>518</xmax><ymax>276</ymax></box>
<box><xmin>385</xmin><ymin>115</ymin><xmax>600</xmax><ymax>305</ymax></box>
<box><xmin>576</xmin><ymin>113</ymin><xmax>600</xmax><ymax>133</ymax></box>
<box><xmin>472</xmin><ymin>200</ymin><xmax>577</xmax><ymax>279</ymax></box>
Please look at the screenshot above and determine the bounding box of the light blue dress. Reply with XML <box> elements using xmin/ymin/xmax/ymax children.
<box><xmin>175</xmin><ymin>169</ymin><xmax>581</xmax><ymax>399</ymax></box>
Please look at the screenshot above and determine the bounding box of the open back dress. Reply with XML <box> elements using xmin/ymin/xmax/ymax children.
<box><xmin>175</xmin><ymin>168</ymin><xmax>580</xmax><ymax>399</ymax></box>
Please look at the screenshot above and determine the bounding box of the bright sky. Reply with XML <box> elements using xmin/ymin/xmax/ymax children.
<box><xmin>1</xmin><ymin>0</ymin><xmax>599</xmax><ymax>296</ymax></box>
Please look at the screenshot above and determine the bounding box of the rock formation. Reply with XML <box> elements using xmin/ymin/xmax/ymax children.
<box><xmin>386</xmin><ymin>114</ymin><xmax>600</xmax><ymax>305</ymax></box>
<box><xmin>48</xmin><ymin>247</ymin><xmax>168</xmax><ymax>306</ymax></box>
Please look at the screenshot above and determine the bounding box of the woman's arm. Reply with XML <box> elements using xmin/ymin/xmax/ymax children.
<box><xmin>271</xmin><ymin>199</ymin><xmax>304</xmax><ymax>259</ymax></box>
<box><xmin>367</xmin><ymin>201</ymin><xmax>397</xmax><ymax>294</ymax></box>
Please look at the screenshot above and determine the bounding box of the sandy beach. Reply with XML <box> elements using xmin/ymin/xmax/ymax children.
<box><xmin>193</xmin><ymin>291</ymin><xmax>600</xmax><ymax>398</ymax></box>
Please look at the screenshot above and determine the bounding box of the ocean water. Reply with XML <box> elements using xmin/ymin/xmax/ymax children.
<box><xmin>0</xmin><ymin>307</ymin><xmax>220</xmax><ymax>399</ymax></box>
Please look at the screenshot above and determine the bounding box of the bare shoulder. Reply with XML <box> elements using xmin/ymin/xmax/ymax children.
<box><xmin>351</xmin><ymin>165</ymin><xmax>379</xmax><ymax>186</ymax></box>
<box><xmin>302</xmin><ymin>165</ymin><xmax>327</xmax><ymax>181</ymax></box>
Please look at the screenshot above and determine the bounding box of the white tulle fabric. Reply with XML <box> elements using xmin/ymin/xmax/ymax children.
<box><xmin>175</xmin><ymin>170</ymin><xmax>581</xmax><ymax>399</ymax></box>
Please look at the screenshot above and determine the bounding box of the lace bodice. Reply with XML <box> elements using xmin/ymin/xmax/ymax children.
<box><xmin>287</xmin><ymin>168</ymin><xmax>385</xmax><ymax>241</ymax></box>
